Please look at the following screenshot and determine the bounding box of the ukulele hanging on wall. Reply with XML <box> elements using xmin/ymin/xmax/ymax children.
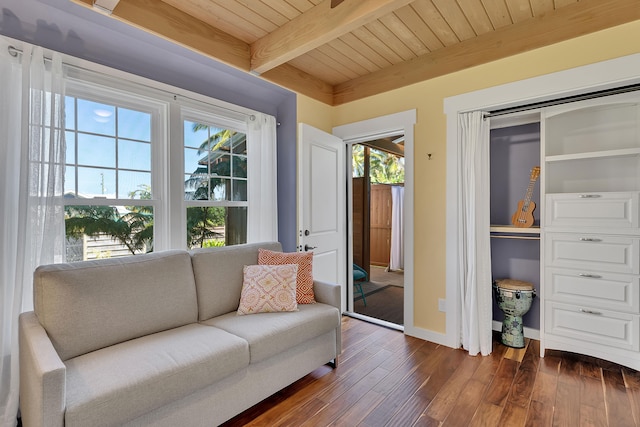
<box><xmin>511</xmin><ymin>166</ymin><xmax>540</xmax><ymax>228</ymax></box>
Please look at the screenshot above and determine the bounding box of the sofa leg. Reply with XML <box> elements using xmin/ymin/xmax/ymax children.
<box><xmin>328</xmin><ymin>356</ymin><xmax>339</xmax><ymax>368</ymax></box>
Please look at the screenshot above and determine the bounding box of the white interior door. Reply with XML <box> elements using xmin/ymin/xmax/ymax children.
<box><xmin>298</xmin><ymin>123</ymin><xmax>346</xmax><ymax>312</ymax></box>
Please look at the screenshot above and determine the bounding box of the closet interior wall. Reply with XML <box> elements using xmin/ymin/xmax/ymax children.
<box><xmin>490</xmin><ymin>121</ymin><xmax>542</xmax><ymax>334</ymax></box>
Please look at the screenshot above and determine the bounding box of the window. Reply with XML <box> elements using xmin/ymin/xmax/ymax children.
<box><xmin>62</xmin><ymin>73</ymin><xmax>275</xmax><ymax>261</ymax></box>
<box><xmin>63</xmin><ymin>83</ymin><xmax>161</xmax><ymax>261</ymax></box>
<box><xmin>183</xmin><ymin>114</ymin><xmax>248</xmax><ymax>248</ymax></box>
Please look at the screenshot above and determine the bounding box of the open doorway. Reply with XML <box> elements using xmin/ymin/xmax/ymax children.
<box><xmin>351</xmin><ymin>137</ymin><xmax>405</xmax><ymax>326</ymax></box>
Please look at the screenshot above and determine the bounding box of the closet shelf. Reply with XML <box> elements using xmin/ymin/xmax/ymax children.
<box><xmin>490</xmin><ymin>225</ymin><xmax>541</xmax><ymax>234</ymax></box>
<box><xmin>490</xmin><ymin>225</ymin><xmax>541</xmax><ymax>240</ymax></box>
<box><xmin>545</xmin><ymin>147</ymin><xmax>640</xmax><ymax>162</ymax></box>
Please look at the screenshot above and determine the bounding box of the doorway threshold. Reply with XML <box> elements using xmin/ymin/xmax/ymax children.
<box><xmin>344</xmin><ymin>311</ymin><xmax>404</xmax><ymax>332</ymax></box>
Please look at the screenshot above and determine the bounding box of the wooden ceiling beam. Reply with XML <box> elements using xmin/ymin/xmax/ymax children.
<box><xmin>333</xmin><ymin>0</ymin><xmax>640</xmax><ymax>105</ymax></box>
<box><xmin>262</xmin><ymin>64</ymin><xmax>335</xmax><ymax>105</ymax></box>
<box><xmin>70</xmin><ymin>0</ymin><xmax>333</xmax><ymax>103</ymax></box>
<box><xmin>71</xmin><ymin>0</ymin><xmax>250</xmax><ymax>70</ymax></box>
<box><xmin>250</xmin><ymin>0</ymin><xmax>414</xmax><ymax>75</ymax></box>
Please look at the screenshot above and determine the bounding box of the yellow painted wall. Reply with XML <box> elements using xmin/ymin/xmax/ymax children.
<box><xmin>298</xmin><ymin>20</ymin><xmax>640</xmax><ymax>335</ymax></box>
<box><xmin>297</xmin><ymin>94</ymin><xmax>333</xmax><ymax>133</ymax></box>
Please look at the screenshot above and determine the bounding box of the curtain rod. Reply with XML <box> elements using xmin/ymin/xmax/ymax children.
<box><xmin>7</xmin><ymin>45</ymin><xmax>277</xmax><ymax>125</ymax></box>
<box><xmin>484</xmin><ymin>83</ymin><xmax>640</xmax><ymax>119</ymax></box>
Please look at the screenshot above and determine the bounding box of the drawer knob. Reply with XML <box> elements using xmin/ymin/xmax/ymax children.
<box><xmin>578</xmin><ymin>194</ymin><xmax>601</xmax><ymax>198</ymax></box>
<box><xmin>579</xmin><ymin>237</ymin><xmax>602</xmax><ymax>242</ymax></box>
<box><xmin>578</xmin><ymin>273</ymin><xmax>602</xmax><ymax>279</ymax></box>
<box><xmin>580</xmin><ymin>308</ymin><xmax>602</xmax><ymax>315</ymax></box>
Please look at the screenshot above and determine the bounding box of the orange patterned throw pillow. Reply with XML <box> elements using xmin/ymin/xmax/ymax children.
<box><xmin>258</xmin><ymin>249</ymin><xmax>316</xmax><ymax>304</ymax></box>
<box><xmin>237</xmin><ymin>264</ymin><xmax>298</xmax><ymax>315</ymax></box>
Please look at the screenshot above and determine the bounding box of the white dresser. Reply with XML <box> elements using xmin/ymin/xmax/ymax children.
<box><xmin>540</xmin><ymin>92</ymin><xmax>640</xmax><ymax>370</ymax></box>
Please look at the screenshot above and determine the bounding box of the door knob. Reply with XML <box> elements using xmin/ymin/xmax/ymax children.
<box><xmin>304</xmin><ymin>244</ymin><xmax>317</xmax><ymax>251</ymax></box>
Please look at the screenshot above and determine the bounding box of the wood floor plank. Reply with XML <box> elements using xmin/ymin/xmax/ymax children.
<box><xmin>328</xmin><ymin>390</ymin><xmax>385</xmax><ymax>427</ymax></box>
<box><xmin>472</xmin><ymin>342</ymin><xmax>508</xmax><ymax>385</ymax></box>
<box><xmin>602</xmin><ymin>369</ymin><xmax>636</xmax><ymax>427</ymax></box>
<box><xmin>359</xmin><ymin>345</ymin><xmax>451</xmax><ymax>426</ymax></box>
<box><xmin>484</xmin><ymin>358</ymin><xmax>519</xmax><ymax>407</ymax></box>
<box><xmin>525</xmin><ymin>399</ymin><xmax>554</xmax><ymax>427</ymax></box>
<box><xmin>440</xmin><ymin>378</ymin><xmax>488</xmax><ymax>426</ymax></box>
<box><xmin>530</xmin><ymin>370</ymin><xmax>558</xmax><ymax>406</ymax></box>
<box><xmin>553</xmin><ymin>380</ymin><xmax>581</xmax><ymax>426</ymax></box>
<box><xmin>301</xmin><ymin>366</ymin><xmax>391</xmax><ymax>426</ymax></box>
<box><xmin>424</xmin><ymin>355</ymin><xmax>483</xmax><ymax>421</ymax></box>
<box><xmin>468</xmin><ymin>401</ymin><xmax>504</xmax><ymax>427</ymax></box>
<box><xmin>508</xmin><ymin>361</ymin><xmax>538</xmax><ymax>408</ymax></box>
<box><xmin>580</xmin><ymin>403</ymin><xmax>608</xmax><ymax>427</ymax></box>
<box><xmin>222</xmin><ymin>318</ymin><xmax>640</xmax><ymax>427</ymax></box>
<box><xmin>498</xmin><ymin>400</ymin><xmax>529</xmax><ymax>427</ymax></box>
<box><xmin>623</xmin><ymin>368</ymin><xmax>640</xmax><ymax>426</ymax></box>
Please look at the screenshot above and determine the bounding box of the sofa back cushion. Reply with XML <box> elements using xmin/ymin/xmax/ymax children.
<box><xmin>33</xmin><ymin>250</ymin><xmax>197</xmax><ymax>361</ymax></box>
<box><xmin>190</xmin><ymin>242</ymin><xmax>282</xmax><ymax>320</ymax></box>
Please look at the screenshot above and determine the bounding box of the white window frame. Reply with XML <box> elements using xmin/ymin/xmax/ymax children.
<box><xmin>176</xmin><ymin>103</ymin><xmax>249</xmax><ymax>249</ymax></box>
<box><xmin>62</xmin><ymin>61</ymin><xmax>263</xmax><ymax>255</ymax></box>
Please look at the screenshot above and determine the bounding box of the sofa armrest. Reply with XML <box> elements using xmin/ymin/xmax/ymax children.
<box><xmin>19</xmin><ymin>312</ymin><xmax>66</xmax><ymax>427</ymax></box>
<box><xmin>313</xmin><ymin>280</ymin><xmax>342</xmax><ymax>356</ymax></box>
<box><xmin>313</xmin><ymin>280</ymin><xmax>341</xmax><ymax>311</ymax></box>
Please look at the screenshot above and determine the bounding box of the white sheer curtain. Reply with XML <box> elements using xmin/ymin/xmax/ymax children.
<box><xmin>246</xmin><ymin>112</ymin><xmax>278</xmax><ymax>242</ymax></box>
<box><xmin>390</xmin><ymin>185</ymin><xmax>404</xmax><ymax>271</ymax></box>
<box><xmin>457</xmin><ymin>110</ymin><xmax>492</xmax><ymax>356</ymax></box>
<box><xmin>0</xmin><ymin>43</ymin><xmax>66</xmax><ymax>427</ymax></box>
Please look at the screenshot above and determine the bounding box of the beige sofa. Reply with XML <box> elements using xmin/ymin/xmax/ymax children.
<box><xmin>19</xmin><ymin>242</ymin><xmax>341</xmax><ymax>427</ymax></box>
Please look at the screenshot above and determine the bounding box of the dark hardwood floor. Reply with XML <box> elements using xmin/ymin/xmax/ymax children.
<box><xmin>222</xmin><ymin>316</ymin><xmax>640</xmax><ymax>426</ymax></box>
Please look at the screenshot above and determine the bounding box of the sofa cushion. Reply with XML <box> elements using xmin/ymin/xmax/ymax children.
<box><xmin>237</xmin><ymin>264</ymin><xmax>298</xmax><ymax>315</ymax></box>
<box><xmin>191</xmin><ymin>242</ymin><xmax>282</xmax><ymax>320</ymax></box>
<box><xmin>203</xmin><ymin>303</ymin><xmax>340</xmax><ymax>364</ymax></box>
<box><xmin>258</xmin><ymin>248</ymin><xmax>316</xmax><ymax>304</ymax></box>
<box><xmin>64</xmin><ymin>323</ymin><xmax>249</xmax><ymax>427</ymax></box>
<box><xmin>33</xmin><ymin>250</ymin><xmax>198</xmax><ymax>361</ymax></box>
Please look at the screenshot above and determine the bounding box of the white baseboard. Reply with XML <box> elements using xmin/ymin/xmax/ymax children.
<box><xmin>492</xmin><ymin>320</ymin><xmax>540</xmax><ymax>341</ymax></box>
<box><xmin>404</xmin><ymin>325</ymin><xmax>452</xmax><ymax>348</ymax></box>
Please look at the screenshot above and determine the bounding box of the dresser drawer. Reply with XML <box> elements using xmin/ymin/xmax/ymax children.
<box><xmin>545</xmin><ymin>301</ymin><xmax>639</xmax><ymax>351</ymax></box>
<box><xmin>545</xmin><ymin>267</ymin><xmax>640</xmax><ymax>313</ymax></box>
<box><xmin>545</xmin><ymin>192</ymin><xmax>639</xmax><ymax>230</ymax></box>
<box><xmin>545</xmin><ymin>233</ymin><xmax>639</xmax><ymax>274</ymax></box>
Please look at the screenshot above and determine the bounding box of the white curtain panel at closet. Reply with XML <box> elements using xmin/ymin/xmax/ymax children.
<box><xmin>0</xmin><ymin>44</ymin><xmax>66</xmax><ymax>426</ymax></box>
<box><xmin>246</xmin><ymin>112</ymin><xmax>278</xmax><ymax>242</ymax></box>
<box><xmin>457</xmin><ymin>111</ymin><xmax>492</xmax><ymax>356</ymax></box>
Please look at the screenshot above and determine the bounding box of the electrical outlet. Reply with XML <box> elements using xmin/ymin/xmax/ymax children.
<box><xmin>438</xmin><ymin>298</ymin><xmax>446</xmax><ymax>312</ymax></box>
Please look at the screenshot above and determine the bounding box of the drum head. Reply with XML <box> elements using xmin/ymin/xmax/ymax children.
<box><xmin>494</xmin><ymin>279</ymin><xmax>534</xmax><ymax>291</ymax></box>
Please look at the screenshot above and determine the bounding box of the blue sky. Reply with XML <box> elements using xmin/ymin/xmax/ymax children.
<box><xmin>64</xmin><ymin>97</ymin><xmax>245</xmax><ymax>201</ymax></box>
<box><xmin>65</xmin><ymin>97</ymin><xmax>151</xmax><ymax>198</ymax></box>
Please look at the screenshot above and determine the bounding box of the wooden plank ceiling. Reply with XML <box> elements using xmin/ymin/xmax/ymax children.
<box><xmin>74</xmin><ymin>0</ymin><xmax>640</xmax><ymax>105</ymax></box>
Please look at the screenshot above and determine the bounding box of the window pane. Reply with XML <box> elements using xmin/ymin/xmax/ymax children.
<box><xmin>232</xmin><ymin>180</ymin><xmax>247</xmax><ymax>202</ymax></box>
<box><xmin>184</xmin><ymin>120</ymin><xmax>210</xmax><ymax>148</ymax></box>
<box><xmin>118</xmin><ymin>108</ymin><xmax>151</xmax><ymax>141</ymax></box>
<box><xmin>184</xmin><ymin>147</ymin><xmax>206</xmax><ymax>176</ymax></box>
<box><xmin>65</xmin><ymin>131</ymin><xmax>75</xmax><ymax>164</ymax></box>
<box><xmin>186</xmin><ymin>206</ymin><xmax>246</xmax><ymax>249</ymax></box>
<box><xmin>78</xmin><ymin>134</ymin><xmax>116</xmax><ymax>168</ymax></box>
<box><xmin>77</xmin><ymin>100</ymin><xmax>115</xmax><ymax>136</ymax></box>
<box><xmin>65</xmin><ymin>96</ymin><xmax>75</xmax><ymax>130</ymax></box>
<box><xmin>118</xmin><ymin>171</ymin><xmax>151</xmax><ymax>199</ymax></box>
<box><xmin>65</xmin><ymin>204</ymin><xmax>153</xmax><ymax>261</ymax></box>
<box><xmin>185</xmin><ymin>174</ymin><xmax>208</xmax><ymax>200</ymax></box>
<box><xmin>211</xmin><ymin>154</ymin><xmax>231</xmax><ymax>177</ymax></box>
<box><xmin>231</xmin><ymin>134</ymin><xmax>246</xmax><ymax>154</ymax></box>
<box><xmin>233</xmin><ymin>156</ymin><xmax>247</xmax><ymax>178</ymax></box>
<box><xmin>64</xmin><ymin>166</ymin><xmax>76</xmax><ymax>196</ymax></box>
<box><xmin>77</xmin><ymin>167</ymin><xmax>115</xmax><ymax>197</ymax></box>
<box><xmin>211</xmin><ymin>179</ymin><xmax>229</xmax><ymax>201</ymax></box>
<box><xmin>119</xmin><ymin>140</ymin><xmax>150</xmax><ymax>171</ymax></box>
